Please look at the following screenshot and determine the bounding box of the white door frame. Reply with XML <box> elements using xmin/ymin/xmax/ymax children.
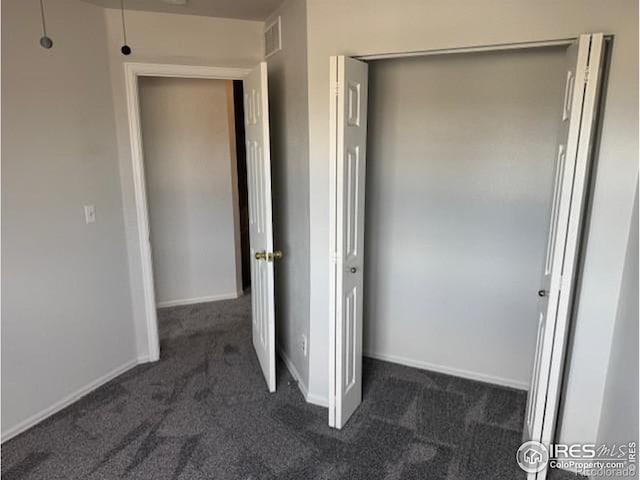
<box><xmin>354</xmin><ymin>38</ymin><xmax>576</xmax><ymax>61</ymax></box>
<box><xmin>329</xmin><ymin>36</ymin><xmax>603</xmax><ymax>445</ymax></box>
<box><xmin>123</xmin><ymin>63</ymin><xmax>251</xmax><ymax>362</ymax></box>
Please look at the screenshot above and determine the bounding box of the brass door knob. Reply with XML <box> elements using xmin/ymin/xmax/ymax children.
<box><xmin>255</xmin><ymin>251</ymin><xmax>267</xmax><ymax>261</ymax></box>
<box><xmin>267</xmin><ymin>250</ymin><xmax>283</xmax><ymax>261</ymax></box>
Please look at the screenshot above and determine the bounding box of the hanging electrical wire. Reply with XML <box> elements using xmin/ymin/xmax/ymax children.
<box><xmin>39</xmin><ymin>0</ymin><xmax>53</xmax><ymax>49</ymax></box>
<box><xmin>120</xmin><ymin>0</ymin><xmax>132</xmax><ymax>55</ymax></box>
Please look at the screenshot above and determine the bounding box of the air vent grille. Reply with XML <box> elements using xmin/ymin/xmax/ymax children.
<box><xmin>264</xmin><ymin>17</ymin><xmax>282</xmax><ymax>58</ymax></box>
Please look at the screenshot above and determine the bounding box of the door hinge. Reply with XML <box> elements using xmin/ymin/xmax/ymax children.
<box><xmin>334</xmin><ymin>82</ymin><xmax>341</xmax><ymax>97</ymax></box>
<box><xmin>584</xmin><ymin>68</ymin><xmax>590</xmax><ymax>84</ymax></box>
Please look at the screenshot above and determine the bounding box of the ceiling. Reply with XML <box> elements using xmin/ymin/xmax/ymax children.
<box><xmin>81</xmin><ymin>0</ymin><xmax>285</xmax><ymax>21</ymax></box>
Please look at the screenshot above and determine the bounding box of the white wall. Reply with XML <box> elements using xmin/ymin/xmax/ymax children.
<box><xmin>304</xmin><ymin>0</ymin><xmax>638</xmax><ymax>445</ymax></box>
<box><xmin>1</xmin><ymin>0</ymin><xmax>136</xmax><ymax>438</ymax></box>
<box><xmin>265</xmin><ymin>0</ymin><xmax>312</xmax><ymax>400</ymax></box>
<box><xmin>139</xmin><ymin>77</ymin><xmax>241</xmax><ymax>306</ymax></box>
<box><xmin>104</xmin><ymin>9</ymin><xmax>264</xmax><ymax>357</ymax></box>
<box><xmin>363</xmin><ymin>48</ymin><xmax>566</xmax><ymax>388</ymax></box>
<box><xmin>596</xmin><ymin>184</ymin><xmax>638</xmax><ymax>480</ymax></box>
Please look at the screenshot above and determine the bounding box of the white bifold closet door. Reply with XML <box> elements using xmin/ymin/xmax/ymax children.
<box><xmin>244</xmin><ymin>62</ymin><xmax>277</xmax><ymax>393</ymax></box>
<box><xmin>329</xmin><ymin>56</ymin><xmax>369</xmax><ymax>429</ymax></box>
<box><xmin>329</xmin><ymin>33</ymin><xmax>605</xmax><ymax>455</ymax></box>
<box><xmin>524</xmin><ymin>33</ymin><xmax>604</xmax><ymax>480</ymax></box>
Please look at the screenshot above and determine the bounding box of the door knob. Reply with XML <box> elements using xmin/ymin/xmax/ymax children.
<box><xmin>538</xmin><ymin>289</ymin><xmax>548</xmax><ymax>297</ymax></box>
<box><xmin>255</xmin><ymin>251</ymin><xmax>267</xmax><ymax>260</ymax></box>
<box><xmin>350</xmin><ymin>267</ymin><xmax>358</xmax><ymax>274</ymax></box>
<box><xmin>266</xmin><ymin>250</ymin><xmax>283</xmax><ymax>261</ymax></box>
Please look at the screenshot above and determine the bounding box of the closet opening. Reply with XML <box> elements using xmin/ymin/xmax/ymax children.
<box><xmin>365</xmin><ymin>43</ymin><xmax>567</xmax><ymax>457</ymax></box>
<box><xmin>329</xmin><ymin>34</ymin><xmax>607</xmax><ymax>479</ymax></box>
<box><xmin>364</xmin><ymin>46</ymin><xmax>567</xmax><ymax>385</ymax></box>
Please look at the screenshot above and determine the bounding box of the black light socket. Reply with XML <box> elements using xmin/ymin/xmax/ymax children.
<box><xmin>40</xmin><ymin>36</ymin><xmax>53</xmax><ymax>49</ymax></box>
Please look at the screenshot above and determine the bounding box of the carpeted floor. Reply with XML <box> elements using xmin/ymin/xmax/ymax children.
<box><xmin>2</xmin><ymin>294</ymin><xmax>579</xmax><ymax>479</ymax></box>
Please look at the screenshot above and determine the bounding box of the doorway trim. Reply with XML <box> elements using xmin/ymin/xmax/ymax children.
<box><xmin>123</xmin><ymin>63</ymin><xmax>251</xmax><ymax>362</ymax></box>
<box><xmin>354</xmin><ymin>37</ymin><xmax>575</xmax><ymax>61</ymax></box>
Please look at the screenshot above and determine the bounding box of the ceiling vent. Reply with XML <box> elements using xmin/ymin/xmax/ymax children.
<box><xmin>264</xmin><ymin>16</ymin><xmax>282</xmax><ymax>58</ymax></box>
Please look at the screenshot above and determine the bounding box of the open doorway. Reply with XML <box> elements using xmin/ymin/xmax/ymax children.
<box><xmin>125</xmin><ymin>63</ymin><xmax>279</xmax><ymax>393</ymax></box>
<box><xmin>329</xmin><ymin>34</ymin><xmax>606</xmax><ymax>480</ymax></box>
<box><xmin>138</xmin><ymin>77</ymin><xmax>248</xmax><ymax>309</ymax></box>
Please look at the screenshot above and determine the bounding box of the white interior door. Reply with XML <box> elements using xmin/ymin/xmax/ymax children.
<box><xmin>244</xmin><ymin>62</ymin><xmax>276</xmax><ymax>392</ymax></box>
<box><xmin>329</xmin><ymin>56</ymin><xmax>369</xmax><ymax>429</ymax></box>
<box><xmin>524</xmin><ymin>33</ymin><xmax>604</xmax><ymax>478</ymax></box>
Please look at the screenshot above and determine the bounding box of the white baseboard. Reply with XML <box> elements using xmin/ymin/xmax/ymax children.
<box><xmin>156</xmin><ymin>291</ymin><xmax>240</xmax><ymax>308</ymax></box>
<box><xmin>277</xmin><ymin>344</ymin><xmax>308</xmax><ymax>397</ymax></box>
<box><xmin>277</xmin><ymin>345</ymin><xmax>329</xmax><ymax>408</ymax></box>
<box><xmin>1</xmin><ymin>358</ymin><xmax>139</xmax><ymax>443</ymax></box>
<box><xmin>137</xmin><ymin>354</ymin><xmax>155</xmax><ymax>364</ymax></box>
<box><xmin>305</xmin><ymin>391</ymin><xmax>329</xmax><ymax>408</ymax></box>
<box><xmin>364</xmin><ymin>351</ymin><xmax>529</xmax><ymax>391</ymax></box>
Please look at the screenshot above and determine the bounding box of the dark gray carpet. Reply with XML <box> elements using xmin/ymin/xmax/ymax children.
<box><xmin>2</xmin><ymin>294</ymin><xmax>579</xmax><ymax>479</ymax></box>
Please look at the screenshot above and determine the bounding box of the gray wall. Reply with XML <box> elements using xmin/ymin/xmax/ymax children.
<box><xmin>364</xmin><ymin>48</ymin><xmax>566</xmax><ymax>388</ymax></box>
<box><xmin>139</xmin><ymin>77</ymin><xmax>241</xmax><ymax>306</ymax></box>
<box><xmin>1</xmin><ymin>0</ymin><xmax>136</xmax><ymax>437</ymax></box>
<box><xmin>304</xmin><ymin>0</ymin><xmax>639</xmax><ymax>445</ymax></box>
<box><xmin>596</xmin><ymin>183</ymin><xmax>639</xmax><ymax>479</ymax></box>
<box><xmin>265</xmin><ymin>0</ymin><xmax>312</xmax><ymax>398</ymax></box>
<box><xmin>1</xmin><ymin>2</ymin><xmax>265</xmax><ymax>438</ymax></box>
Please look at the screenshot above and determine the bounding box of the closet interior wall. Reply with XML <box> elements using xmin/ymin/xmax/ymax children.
<box><xmin>363</xmin><ymin>47</ymin><xmax>568</xmax><ymax>389</ymax></box>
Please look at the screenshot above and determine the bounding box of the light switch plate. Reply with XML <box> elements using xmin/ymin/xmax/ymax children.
<box><xmin>84</xmin><ymin>205</ymin><xmax>96</xmax><ymax>224</ymax></box>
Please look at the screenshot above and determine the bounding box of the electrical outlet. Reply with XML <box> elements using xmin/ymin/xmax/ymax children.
<box><xmin>301</xmin><ymin>335</ymin><xmax>308</xmax><ymax>357</ymax></box>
